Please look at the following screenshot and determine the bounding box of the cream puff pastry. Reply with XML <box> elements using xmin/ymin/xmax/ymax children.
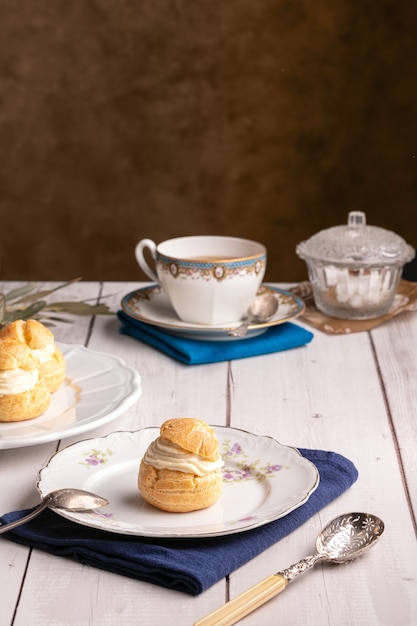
<box><xmin>0</xmin><ymin>319</ymin><xmax>66</xmax><ymax>392</ymax></box>
<box><xmin>138</xmin><ymin>418</ymin><xmax>224</xmax><ymax>513</ymax></box>
<box><xmin>0</xmin><ymin>338</ymin><xmax>50</xmax><ymax>422</ymax></box>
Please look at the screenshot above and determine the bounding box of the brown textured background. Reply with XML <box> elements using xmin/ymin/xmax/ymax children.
<box><xmin>1</xmin><ymin>0</ymin><xmax>416</xmax><ymax>283</ymax></box>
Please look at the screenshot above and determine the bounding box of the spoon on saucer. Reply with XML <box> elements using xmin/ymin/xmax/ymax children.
<box><xmin>228</xmin><ymin>293</ymin><xmax>279</xmax><ymax>337</ymax></box>
<box><xmin>0</xmin><ymin>488</ymin><xmax>109</xmax><ymax>533</ymax></box>
<box><xmin>194</xmin><ymin>512</ymin><xmax>384</xmax><ymax>626</ymax></box>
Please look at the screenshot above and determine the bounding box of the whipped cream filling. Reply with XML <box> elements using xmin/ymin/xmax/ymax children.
<box><xmin>0</xmin><ymin>368</ymin><xmax>39</xmax><ymax>396</ymax></box>
<box><xmin>31</xmin><ymin>343</ymin><xmax>55</xmax><ymax>364</ymax></box>
<box><xmin>143</xmin><ymin>437</ymin><xmax>224</xmax><ymax>476</ymax></box>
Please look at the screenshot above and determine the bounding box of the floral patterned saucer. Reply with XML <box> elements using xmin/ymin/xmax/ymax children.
<box><xmin>37</xmin><ymin>426</ymin><xmax>319</xmax><ymax>538</ymax></box>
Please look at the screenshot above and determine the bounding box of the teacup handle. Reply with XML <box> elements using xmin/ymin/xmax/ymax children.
<box><xmin>135</xmin><ymin>239</ymin><xmax>159</xmax><ymax>283</ymax></box>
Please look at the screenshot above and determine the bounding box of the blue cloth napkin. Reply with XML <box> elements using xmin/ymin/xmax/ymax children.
<box><xmin>117</xmin><ymin>311</ymin><xmax>314</xmax><ymax>365</ymax></box>
<box><xmin>0</xmin><ymin>449</ymin><xmax>357</xmax><ymax>596</ymax></box>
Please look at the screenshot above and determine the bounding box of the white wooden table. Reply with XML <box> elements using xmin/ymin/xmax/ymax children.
<box><xmin>0</xmin><ymin>281</ymin><xmax>416</xmax><ymax>626</ymax></box>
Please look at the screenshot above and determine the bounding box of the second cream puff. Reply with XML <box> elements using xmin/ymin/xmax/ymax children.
<box><xmin>0</xmin><ymin>319</ymin><xmax>66</xmax><ymax>392</ymax></box>
<box><xmin>0</xmin><ymin>338</ymin><xmax>50</xmax><ymax>422</ymax></box>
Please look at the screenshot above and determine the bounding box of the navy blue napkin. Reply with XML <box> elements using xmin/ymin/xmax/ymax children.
<box><xmin>0</xmin><ymin>449</ymin><xmax>357</xmax><ymax>595</ymax></box>
<box><xmin>117</xmin><ymin>310</ymin><xmax>314</xmax><ymax>365</ymax></box>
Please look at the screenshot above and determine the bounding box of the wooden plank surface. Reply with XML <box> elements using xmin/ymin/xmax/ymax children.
<box><xmin>0</xmin><ymin>281</ymin><xmax>416</xmax><ymax>626</ymax></box>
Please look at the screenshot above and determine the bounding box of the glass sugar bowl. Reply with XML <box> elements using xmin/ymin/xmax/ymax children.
<box><xmin>296</xmin><ymin>211</ymin><xmax>415</xmax><ymax>320</ymax></box>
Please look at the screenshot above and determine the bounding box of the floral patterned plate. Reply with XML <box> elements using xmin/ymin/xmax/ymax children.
<box><xmin>37</xmin><ymin>427</ymin><xmax>319</xmax><ymax>538</ymax></box>
<box><xmin>120</xmin><ymin>284</ymin><xmax>305</xmax><ymax>341</ymax></box>
<box><xmin>0</xmin><ymin>344</ymin><xmax>142</xmax><ymax>450</ymax></box>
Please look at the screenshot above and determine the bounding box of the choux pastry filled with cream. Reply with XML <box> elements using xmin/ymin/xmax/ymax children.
<box><xmin>0</xmin><ymin>338</ymin><xmax>51</xmax><ymax>422</ymax></box>
<box><xmin>0</xmin><ymin>319</ymin><xmax>66</xmax><ymax>393</ymax></box>
<box><xmin>138</xmin><ymin>418</ymin><xmax>224</xmax><ymax>513</ymax></box>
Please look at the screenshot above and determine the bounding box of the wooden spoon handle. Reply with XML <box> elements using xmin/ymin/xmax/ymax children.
<box><xmin>193</xmin><ymin>574</ymin><xmax>287</xmax><ymax>626</ymax></box>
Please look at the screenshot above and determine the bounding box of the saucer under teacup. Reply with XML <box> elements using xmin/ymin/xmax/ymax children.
<box><xmin>120</xmin><ymin>285</ymin><xmax>305</xmax><ymax>341</ymax></box>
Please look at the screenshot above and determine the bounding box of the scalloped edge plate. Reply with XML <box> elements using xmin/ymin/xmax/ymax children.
<box><xmin>37</xmin><ymin>426</ymin><xmax>319</xmax><ymax>538</ymax></box>
<box><xmin>0</xmin><ymin>344</ymin><xmax>142</xmax><ymax>449</ymax></box>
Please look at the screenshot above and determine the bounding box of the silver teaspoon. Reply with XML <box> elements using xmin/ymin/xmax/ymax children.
<box><xmin>0</xmin><ymin>488</ymin><xmax>109</xmax><ymax>533</ymax></box>
<box><xmin>194</xmin><ymin>512</ymin><xmax>384</xmax><ymax>626</ymax></box>
<box><xmin>228</xmin><ymin>293</ymin><xmax>278</xmax><ymax>337</ymax></box>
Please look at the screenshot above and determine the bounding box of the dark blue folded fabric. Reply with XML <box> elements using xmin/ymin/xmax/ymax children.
<box><xmin>0</xmin><ymin>449</ymin><xmax>357</xmax><ymax>595</ymax></box>
<box><xmin>117</xmin><ymin>310</ymin><xmax>314</xmax><ymax>365</ymax></box>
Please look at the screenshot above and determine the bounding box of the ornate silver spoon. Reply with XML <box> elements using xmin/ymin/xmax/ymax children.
<box><xmin>194</xmin><ymin>512</ymin><xmax>384</xmax><ymax>626</ymax></box>
<box><xmin>228</xmin><ymin>293</ymin><xmax>279</xmax><ymax>337</ymax></box>
<box><xmin>0</xmin><ymin>488</ymin><xmax>109</xmax><ymax>533</ymax></box>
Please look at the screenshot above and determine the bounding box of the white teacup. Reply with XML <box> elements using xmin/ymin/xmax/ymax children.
<box><xmin>135</xmin><ymin>235</ymin><xmax>267</xmax><ymax>325</ymax></box>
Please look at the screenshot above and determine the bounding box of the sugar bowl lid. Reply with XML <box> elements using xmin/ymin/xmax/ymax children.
<box><xmin>296</xmin><ymin>211</ymin><xmax>415</xmax><ymax>267</ymax></box>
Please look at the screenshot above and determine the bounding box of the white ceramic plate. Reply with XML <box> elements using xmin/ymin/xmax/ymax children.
<box><xmin>120</xmin><ymin>285</ymin><xmax>305</xmax><ymax>341</ymax></box>
<box><xmin>0</xmin><ymin>344</ymin><xmax>142</xmax><ymax>450</ymax></box>
<box><xmin>37</xmin><ymin>427</ymin><xmax>319</xmax><ymax>538</ymax></box>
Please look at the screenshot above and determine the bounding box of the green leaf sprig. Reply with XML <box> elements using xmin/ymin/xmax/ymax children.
<box><xmin>0</xmin><ymin>278</ymin><xmax>114</xmax><ymax>327</ymax></box>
